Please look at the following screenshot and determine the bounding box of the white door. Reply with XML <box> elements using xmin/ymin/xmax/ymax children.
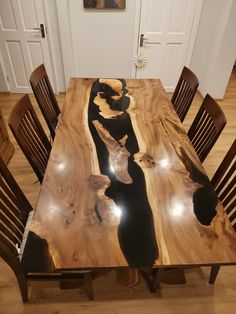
<box><xmin>0</xmin><ymin>0</ymin><xmax>54</xmax><ymax>93</ymax></box>
<box><xmin>136</xmin><ymin>0</ymin><xmax>200</xmax><ymax>91</ymax></box>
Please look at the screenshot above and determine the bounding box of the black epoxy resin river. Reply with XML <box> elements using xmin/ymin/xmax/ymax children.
<box><xmin>87</xmin><ymin>79</ymin><xmax>159</xmax><ymax>267</ymax></box>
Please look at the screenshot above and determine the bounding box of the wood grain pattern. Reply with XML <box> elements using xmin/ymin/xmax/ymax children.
<box><xmin>0</xmin><ymin>109</ymin><xmax>14</xmax><ymax>164</ymax></box>
<box><xmin>21</xmin><ymin>78</ymin><xmax>236</xmax><ymax>271</ymax></box>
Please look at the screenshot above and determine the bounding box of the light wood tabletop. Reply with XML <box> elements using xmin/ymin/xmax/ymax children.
<box><xmin>21</xmin><ymin>78</ymin><xmax>236</xmax><ymax>272</ymax></box>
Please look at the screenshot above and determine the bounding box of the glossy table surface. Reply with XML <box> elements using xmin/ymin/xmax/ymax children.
<box><xmin>21</xmin><ymin>78</ymin><xmax>236</xmax><ymax>272</ymax></box>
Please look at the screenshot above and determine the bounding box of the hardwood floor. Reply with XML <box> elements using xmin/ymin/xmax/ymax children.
<box><xmin>0</xmin><ymin>69</ymin><xmax>235</xmax><ymax>314</ymax></box>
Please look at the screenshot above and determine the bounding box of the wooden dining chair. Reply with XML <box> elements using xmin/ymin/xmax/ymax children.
<box><xmin>212</xmin><ymin>139</ymin><xmax>236</xmax><ymax>230</ymax></box>
<box><xmin>209</xmin><ymin>139</ymin><xmax>236</xmax><ymax>284</ymax></box>
<box><xmin>8</xmin><ymin>94</ymin><xmax>51</xmax><ymax>184</ymax></box>
<box><xmin>29</xmin><ymin>64</ymin><xmax>61</xmax><ymax>140</ymax></box>
<box><xmin>188</xmin><ymin>94</ymin><xmax>226</xmax><ymax>163</ymax></box>
<box><xmin>171</xmin><ymin>66</ymin><xmax>199</xmax><ymax>122</ymax></box>
<box><xmin>0</xmin><ymin>156</ymin><xmax>94</xmax><ymax>301</ymax></box>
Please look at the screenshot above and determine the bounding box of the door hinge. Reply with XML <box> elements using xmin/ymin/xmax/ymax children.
<box><xmin>6</xmin><ymin>75</ymin><xmax>9</xmax><ymax>82</ymax></box>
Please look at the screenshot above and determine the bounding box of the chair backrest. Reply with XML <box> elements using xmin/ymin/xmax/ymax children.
<box><xmin>29</xmin><ymin>64</ymin><xmax>61</xmax><ymax>140</ymax></box>
<box><xmin>211</xmin><ymin>140</ymin><xmax>236</xmax><ymax>230</ymax></box>
<box><xmin>0</xmin><ymin>156</ymin><xmax>32</xmax><ymax>261</ymax></box>
<box><xmin>188</xmin><ymin>94</ymin><xmax>226</xmax><ymax>163</ymax></box>
<box><xmin>8</xmin><ymin>94</ymin><xmax>51</xmax><ymax>183</ymax></box>
<box><xmin>171</xmin><ymin>66</ymin><xmax>199</xmax><ymax>122</ymax></box>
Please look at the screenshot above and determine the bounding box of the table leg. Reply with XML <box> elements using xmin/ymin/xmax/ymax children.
<box><xmin>140</xmin><ymin>269</ymin><xmax>154</xmax><ymax>293</ymax></box>
<box><xmin>151</xmin><ymin>268</ymin><xmax>165</xmax><ymax>292</ymax></box>
<box><xmin>84</xmin><ymin>272</ymin><xmax>94</xmax><ymax>300</ymax></box>
<box><xmin>209</xmin><ymin>265</ymin><xmax>220</xmax><ymax>284</ymax></box>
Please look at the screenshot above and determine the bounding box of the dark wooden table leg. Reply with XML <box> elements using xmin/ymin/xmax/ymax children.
<box><xmin>84</xmin><ymin>272</ymin><xmax>94</xmax><ymax>300</ymax></box>
<box><xmin>140</xmin><ymin>269</ymin><xmax>154</xmax><ymax>293</ymax></box>
<box><xmin>151</xmin><ymin>268</ymin><xmax>165</xmax><ymax>292</ymax></box>
<box><xmin>59</xmin><ymin>272</ymin><xmax>94</xmax><ymax>300</ymax></box>
<box><xmin>209</xmin><ymin>265</ymin><xmax>220</xmax><ymax>284</ymax></box>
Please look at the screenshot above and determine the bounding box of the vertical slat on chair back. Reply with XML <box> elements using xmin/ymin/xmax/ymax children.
<box><xmin>30</xmin><ymin>64</ymin><xmax>61</xmax><ymax>140</ymax></box>
<box><xmin>0</xmin><ymin>157</ymin><xmax>32</xmax><ymax>258</ymax></box>
<box><xmin>211</xmin><ymin>140</ymin><xmax>236</xmax><ymax>230</ymax></box>
<box><xmin>8</xmin><ymin>95</ymin><xmax>51</xmax><ymax>183</ymax></box>
<box><xmin>188</xmin><ymin>94</ymin><xmax>226</xmax><ymax>163</ymax></box>
<box><xmin>171</xmin><ymin>66</ymin><xmax>199</xmax><ymax>122</ymax></box>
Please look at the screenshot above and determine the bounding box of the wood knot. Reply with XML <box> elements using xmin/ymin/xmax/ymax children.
<box><xmin>135</xmin><ymin>152</ymin><xmax>156</xmax><ymax>168</ymax></box>
<box><xmin>63</xmin><ymin>218</ymin><xmax>72</xmax><ymax>227</ymax></box>
<box><xmin>72</xmin><ymin>252</ymin><xmax>78</xmax><ymax>261</ymax></box>
<box><xmin>88</xmin><ymin>175</ymin><xmax>110</xmax><ymax>190</ymax></box>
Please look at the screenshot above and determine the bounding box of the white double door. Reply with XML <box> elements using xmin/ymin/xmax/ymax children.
<box><xmin>0</xmin><ymin>0</ymin><xmax>53</xmax><ymax>93</ymax></box>
<box><xmin>136</xmin><ymin>0</ymin><xmax>201</xmax><ymax>91</ymax></box>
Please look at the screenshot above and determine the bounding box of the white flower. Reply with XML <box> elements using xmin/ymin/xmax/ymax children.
<box><xmin>133</xmin><ymin>53</ymin><xmax>148</xmax><ymax>68</ymax></box>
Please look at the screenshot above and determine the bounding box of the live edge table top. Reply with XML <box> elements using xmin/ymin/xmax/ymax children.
<box><xmin>21</xmin><ymin>78</ymin><xmax>236</xmax><ymax>272</ymax></box>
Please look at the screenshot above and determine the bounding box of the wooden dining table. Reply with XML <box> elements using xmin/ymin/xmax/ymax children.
<box><xmin>21</xmin><ymin>78</ymin><xmax>236</xmax><ymax>290</ymax></box>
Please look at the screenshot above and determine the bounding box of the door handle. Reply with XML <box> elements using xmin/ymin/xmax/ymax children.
<box><xmin>140</xmin><ymin>34</ymin><xmax>148</xmax><ymax>47</ymax></box>
<box><xmin>34</xmin><ymin>24</ymin><xmax>46</xmax><ymax>38</ymax></box>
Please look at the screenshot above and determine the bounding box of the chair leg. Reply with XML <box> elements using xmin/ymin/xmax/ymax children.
<box><xmin>84</xmin><ymin>272</ymin><xmax>94</xmax><ymax>300</ymax></box>
<box><xmin>209</xmin><ymin>265</ymin><xmax>220</xmax><ymax>284</ymax></box>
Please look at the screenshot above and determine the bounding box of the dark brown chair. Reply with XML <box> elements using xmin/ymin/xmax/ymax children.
<box><xmin>29</xmin><ymin>64</ymin><xmax>61</xmax><ymax>140</ymax></box>
<box><xmin>212</xmin><ymin>139</ymin><xmax>236</xmax><ymax>230</ymax></box>
<box><xmin>0</xmin><ymin>156</ymin><xmax>94</xmax><ymax>301</ymax></box>
<box><xmin>188</xmin><ymin>94</ymin><xmax>226</xmax><ymax>163</ymax></box>
<box><xmin>8</xmin><ymin>94</ymin><xmax>51</xmax><ymax>183</ymax></box>
<box><xmin>171</xmin><ymin>66</ymin><xmax>199</xmax><ymax>122</ymax></box>
<box><xmin>209</xmin><ymin>139</ymin><xmax>236</xmax><ymax>284</ymax></box>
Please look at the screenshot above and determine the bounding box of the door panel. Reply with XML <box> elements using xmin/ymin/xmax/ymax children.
<box><xmin>162</xmin><ymin>44</ymin><xmax>183</xmax><ymax>87</ymax></box>
<box><xmin>0</xmin><ymin>0</ymin><xmax>17</xmax><ymax>29</ymax></box>
<box><xmin>0</xmin><ymin>0</ymin><xmax>53</xmax><ymax>93</ymax></box>
<box><xmin>169</xmin><ymin>0</ymin><xmax>190</xmax><ymax>32</ymax></box>
<box><xmin>138</xmin><ymin>44</ymin><xmax>164</xmax><ymax>78</ymax></box>
<box><xmin>136</xmin><ymin>0</ymin><xmax>198</xmax><ymax>91</ymax></box>
<box><xmin>6</xmin><ymin>40</ymin><xmax>29</xmax><ymax>87</ymax></box>
<box><xmin>27</xmin><ymin>42</ymin><xmax>44</xmax><ymax>70</ymax></box>
<box><xmin>146</xmin><ymin>1</ymin><xmax>165</xmax><ymax>32</ymax></box>
<box><xmin>20</xmin><ymin>0</ymin><xmax>39</xmax><ymax>29</ymax></box>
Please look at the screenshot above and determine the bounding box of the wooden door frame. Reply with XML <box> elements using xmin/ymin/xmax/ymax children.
<box><xmin>0</xmin><ymin>51</ymin><xmax>10</xmax><ymax>92</ymax></box>
<box><xmin>131</xmin><ymin>0</ymin><xmax>204</xmax><ymax>80</ymax></box>
<box><xmin>131</xmin><ymin>0</ymin><xmax>142</xmax><ymax>78</ymax></box>
<box><xmin>56</xmin><ymin>0</ymin><xmax>75</xmax><ymax>87</ymax></box>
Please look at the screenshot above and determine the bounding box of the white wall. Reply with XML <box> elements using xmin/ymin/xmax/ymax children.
<box><xmin>57</xmin><ymin>0</ymin><xmax>139</xmax><ymax>86</ymax></box>
<box><xmin>190</xmin><ymin>0</ymin><xmax>236</xmax><ymax>99</ymax></box>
